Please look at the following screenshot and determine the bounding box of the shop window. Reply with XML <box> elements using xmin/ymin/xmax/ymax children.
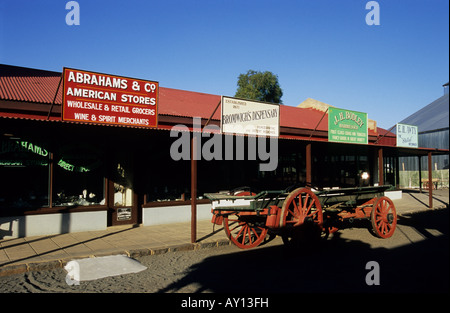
<box><xmin>143</xmin><ymin>158</ymin><xmax>190</xmax><ymax>202</ymax></box>
<box><xmin>0</xmin><ymin>137</ymin><xmax>50</xmax><ymax>209</ymax></box>
<box><xmin>383</xmin><ymin>156</ymin><xmax>397</xmax><ymax>186</ymax></box>
<box><xmin>314</xmin><ymin>147</ymin><xmax>371</xmax><ymax>188</ymax></box>
<box><xmin>113</xmin><ymin>163</ymin><xmax>133</xmax><ymax>206</ymax></box>
<box><xmin>257</xmin><ymin>153</ymin><xmax>302</xmax><ymax>189</ymax></box>
<box><xmin>53</xmin><ymin>144</ymin><xmax>105</xmax><ymax>206</ymax></box>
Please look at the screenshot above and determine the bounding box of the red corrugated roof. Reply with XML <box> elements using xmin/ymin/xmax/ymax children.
<box><xmin>1</xmin><ymin>64</ymin><xmax>393</xmax><ymax>140</ymax></box>
<box><xmin>0</xmin><ymin>64</ymin><xmax>63</xmax><ymax>104</ymax></box>
<box><xmin>0</xmin><ymin>64</ymin><xmax>223</xmax><ymax>118</ymax></box>
<box><xmin>158</xmin><ymin>87</ymin><xmax>221</xmax><ymax>119</ymax></box>
<box><xmin>280</xmin><ymin>104</ymin><xmax>328</xmax><ymax>131</ymax></box>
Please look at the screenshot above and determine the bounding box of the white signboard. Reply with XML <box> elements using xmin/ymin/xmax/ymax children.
<box><xmin>221</xmin><ymin>96</ymin><xmax>280</xmax><ymax>137</ymax></box>
<box><xmin>396</xmin><ymin>123</ymin><xmax>419</xmax><ymax>148</ymax></box>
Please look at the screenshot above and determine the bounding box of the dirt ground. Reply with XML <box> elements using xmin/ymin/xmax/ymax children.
<box><xmin>0</xmin><ymin>244</ymin><xmax>238</xmax><ymax>293</ymax></box>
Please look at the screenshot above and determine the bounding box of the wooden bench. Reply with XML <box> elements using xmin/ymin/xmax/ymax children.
<box><xmin>421</xmin><ymin>178</ymin><xmax>440</xmax><ymax>190</ymax></box>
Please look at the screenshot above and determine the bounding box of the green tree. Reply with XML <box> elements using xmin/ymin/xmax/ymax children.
<box><xmin>235</xmin><ymin>70</ymin><xmax>283</xmax><ymax>104</ymax></box>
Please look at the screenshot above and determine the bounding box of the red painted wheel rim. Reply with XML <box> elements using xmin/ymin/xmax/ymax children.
<box><xmin>371</xmin><ymin>196</ymin><xmax>397</xmax><ymax>238</ymax></box>
<box><xmin>223</xmin><ymin>214</ymin><xmax>268</xmax><ymax>249</ymax></box>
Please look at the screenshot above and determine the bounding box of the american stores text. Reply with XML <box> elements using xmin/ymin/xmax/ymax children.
<box><xmin>62</xmin><ymin>68</ymin><xmax>158</xmax><ymax>127</ymax></box>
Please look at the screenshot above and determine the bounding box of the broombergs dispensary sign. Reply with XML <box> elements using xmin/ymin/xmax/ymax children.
<box><xmin>62</xmin><ymin>68</ymin><xmax>158</xmax><ymax>127</ymax></box>
<box><xmin>328</xmin><ymin>107</ymin><xmax>368</xmax><ymax>144</ymax></box>
<box><xmin>221</xmin><ymin>96</ymin><xmax>280</xmax><ymax>137</ymax></box>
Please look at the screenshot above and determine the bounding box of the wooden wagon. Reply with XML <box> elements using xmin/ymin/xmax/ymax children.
<box><xmin>205</xmin><ymin>185</ymin><xmax>397</xmax><ymax>249</ymax></box>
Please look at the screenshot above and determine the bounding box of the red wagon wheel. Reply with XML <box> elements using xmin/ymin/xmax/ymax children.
<box><xmin>223</xmin><ymin>213</ymin><xmax>268</xmax><ymax>249</ymax></box>
<box><xmin>279</xmin><ymin>187</ymin><xmax>323</xmax><ymax>245</ymax></box>
<box><xmin>371</xmin><ymin>196</ymin><xmax>397</xmax><ymax>238</ymax></box>
<box><xmin>222</xmin><ymin>190</ymin><xmax>268</xmax><ymax>249</ymax></box>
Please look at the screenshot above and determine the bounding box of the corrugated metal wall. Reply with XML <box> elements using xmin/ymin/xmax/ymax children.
<box><xmin>399</xmin><ymin>128</ymin><xmax>449</xmax><ymax>171</ymax></box>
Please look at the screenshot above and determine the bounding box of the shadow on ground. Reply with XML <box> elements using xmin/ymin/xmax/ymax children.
<box><xmin>400</xmin><ymin>189</ymin><xmax>449</xmax><ymax>209</ymax></box>
<box><xmin>158</xmin><ymin>209</ymin><xmax>449</xmax><ymax>293</ymax></box>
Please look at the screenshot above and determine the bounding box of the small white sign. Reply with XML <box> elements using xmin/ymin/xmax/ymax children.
<box><xmin>221</xmin><ymin>96</ymin><xmax>280</xmax><ymax>137</ymax></box>
<box><xmin>396</xmin><ymin>123</ymin><xmax>418</xmax><ymax>148</ymax></box>
<box><xmin>65</xmin><ymin>255</ymin><xmax>147</xmax><ymax>285</ymax></box>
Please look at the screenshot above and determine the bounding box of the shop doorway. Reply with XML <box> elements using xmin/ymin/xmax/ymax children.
<box><xmin>107</xmin><ymin>159</ymin><xmax>138</xmax><ymax>226</ymax></box>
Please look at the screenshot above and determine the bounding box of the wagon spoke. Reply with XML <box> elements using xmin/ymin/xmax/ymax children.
<box><xmin>236</xmin><ymin>225</ymin><xmax>246</xmax><ymax>238</ymax></box>
<box><xmin>292</xmin><ymin>199</ymin><xmax>299</xmax><ymax>216</ymax></box>
<box><xmin>242</xmin><ymin>226</ymin><xmax>249</xmax><ymax>245</ymax></box>
<box><xmin>254</xmin><ymin>227</ymin><xmax>265</xmax><ymax>240</ymax></box>
<box><xmin>386</xmin><ymin>203</ymin><xmax>393</xmax><ymax>214</ymax></box>
<box><xmin>229</xmin><ymin>221</ymin><xmax>243</xmax><ymax>232</ymax></box>
<box><xmin>249</xmin><ymin>227</ymin><xmax>257</xmax><ymax>239</ymax></box>
<box><xmin>223</xmin><ymin>215</ymin><xmax>268</xmax><ymax>249</ymax></box>
<box><xmin>383</xmin><ymin>200</ymin><xmax>389</xmax><ymax>212</ymax></box>
<box><xmin>247</xmin><ymin>227</ymin><xmax>254</xmax><ymax>243</ymax></box>
<box><xmin>382</xmin><ymin>223</ymin><xmax>388</xmax><ymax>235</ymax></box>
<box><xmin>249</xmin><ymin>227</ymin><xmax>258</xmax><ymax>243</ymax></box>
<box><xmin>305</xmin><ymin>199</ymin><xmax>315</xmax><ymax>217</ymax></box>
<box><xmin>293</xmin><ymin>198</ymin><xmax>299</xmax><ymax>210</ymax></box>
<box><xmin>287</xmin><ymin>207</ymin><xmax>296</xmax><ymax>218</ymax></box>
<box><xmin>247</xmin><ymin>227</ymin><xmax>253</xmax><ymax>245</ymax></box>
<box><xmin>379</xmin><ymin>222</ymin><xmax>384</xmax><ymax>234</ymax></box>
<box><xmin>303</xmin><ymin>193</ymin><xmax>310</xmax><ymax>211</ymax></box>
<box><xmin>229</xmin><ymin>224</ymin><xmax>240</xmax><ymax>232</ymax></box>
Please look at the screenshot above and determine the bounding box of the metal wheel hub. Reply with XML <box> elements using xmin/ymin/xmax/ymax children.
<box><xmin>386</xmin><ymin>213</ymin><xmax>394</xmax><ymax>224</ymax></box>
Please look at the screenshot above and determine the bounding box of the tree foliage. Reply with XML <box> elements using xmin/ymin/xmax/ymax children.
<box><xmin>234</xmin><ymin>70</ymin><xmax>283</xmax><ymax>104</ymax></box>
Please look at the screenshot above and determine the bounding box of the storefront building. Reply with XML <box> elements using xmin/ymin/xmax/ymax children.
<box><xmin>0</xmin><ymin>64</ymin><xmax>447</xmax><ymax>239</ymax></box>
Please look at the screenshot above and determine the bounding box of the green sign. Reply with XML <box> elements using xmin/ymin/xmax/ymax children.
<box><xmin>328</xmin><ymin>107</ymin><xmax>368</xmax><ymax>144</ymax></box>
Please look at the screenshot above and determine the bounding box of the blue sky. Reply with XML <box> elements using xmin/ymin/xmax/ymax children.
<box><xmin>0</xmin><ymin>0</ymin><xmax>448</xmax><ymax>129</ymax></box>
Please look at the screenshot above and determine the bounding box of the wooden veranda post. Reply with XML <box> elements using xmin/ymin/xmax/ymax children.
<box><xmin>191</xmin><ymin>134</ymin><xmax>198</xmax><ymax>243</ymax></box>
<box><xmin>378</xmin><ymin>147</ymin><xmax>384</xmax><ymax>186</ymax></box>
<box><xmin>428</xmin><ymin>152</ymin><xmax>433</xmax><ymax>208</ymax></box>
<box><xmin>306</xmin><ymin>143</ymin><xmax>312</xmax><ymax>188</ymax></box>
<box><xmin>418</xmin><ymin>156</ymin><xmax>422</xmax><ymax>193</ymax></box>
